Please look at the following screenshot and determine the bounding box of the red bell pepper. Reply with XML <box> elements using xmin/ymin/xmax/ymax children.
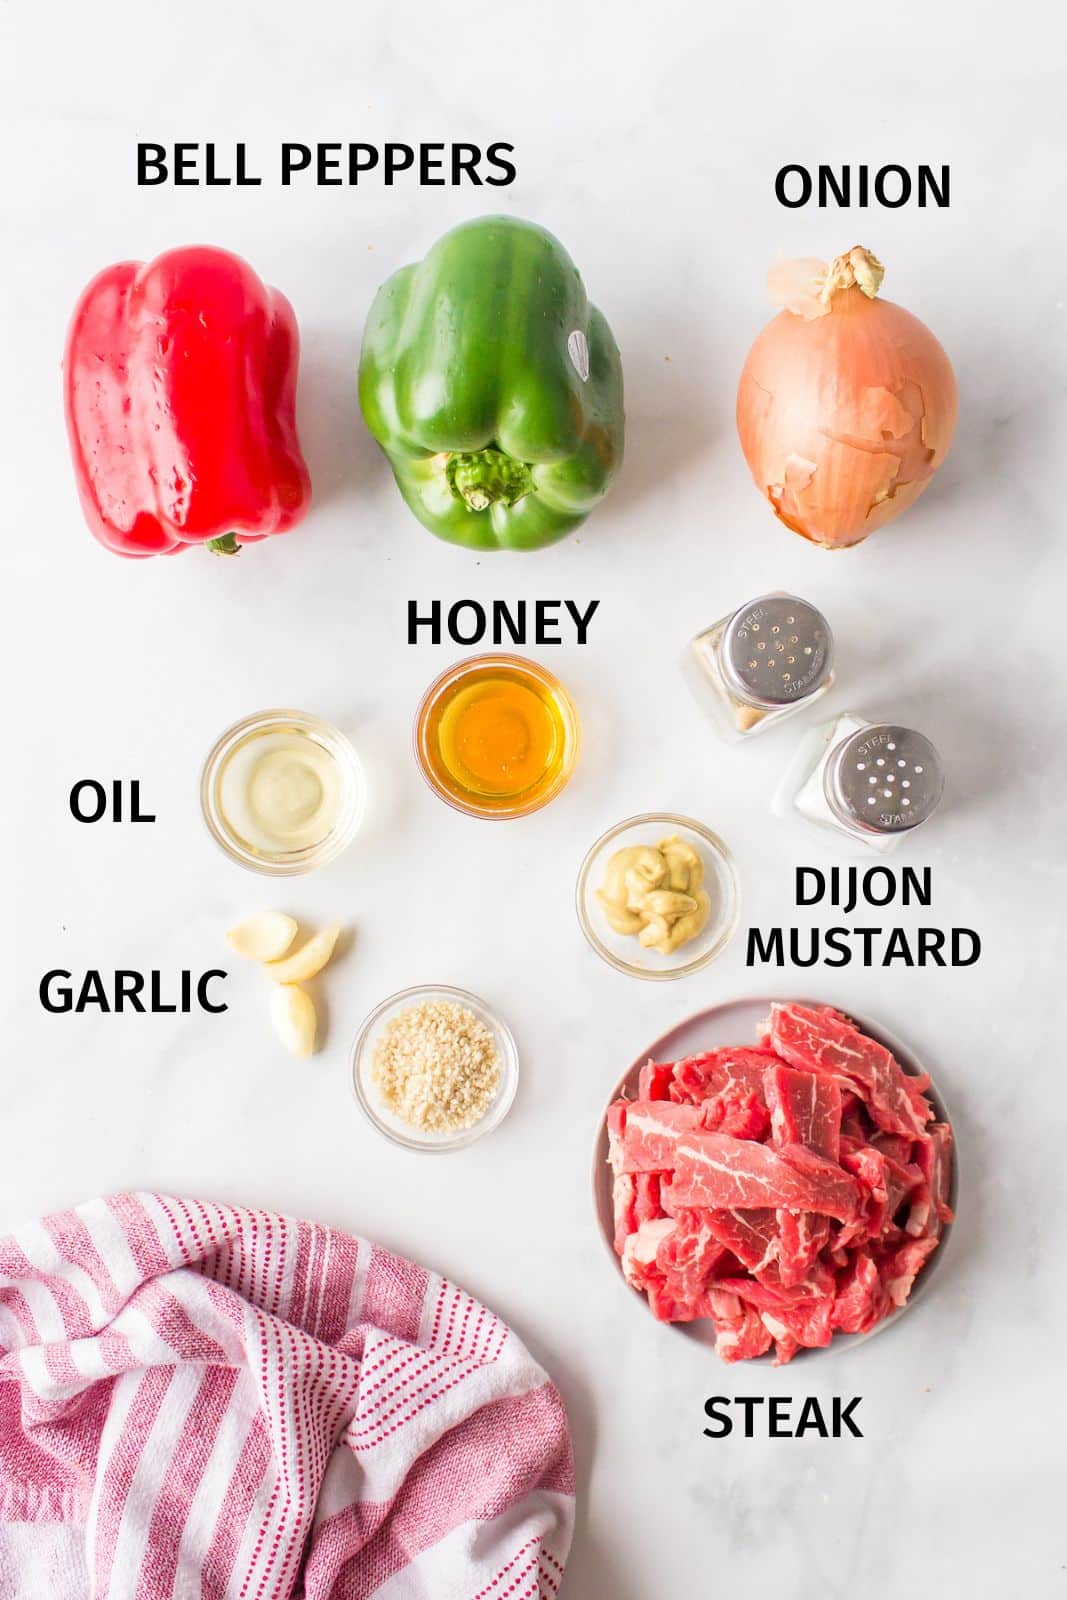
<box><xmin>64</xmin><ymin>245</ymin><xmax>311</xmax><ymax>557</ymax></box>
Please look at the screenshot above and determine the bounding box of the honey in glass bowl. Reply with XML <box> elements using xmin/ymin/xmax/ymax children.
<box><xmin>414</xmin><ymin>655</ymin><xmax>580</xmax><ymax>819</ymax></box>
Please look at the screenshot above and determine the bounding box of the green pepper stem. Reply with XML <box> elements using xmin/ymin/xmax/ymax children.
<box><xmin>446</xmin><ymin>447</ymin><xmax>533</xmax><ymax>511</ymax></box>
<box><xmin>206</xmin><ymin>533</ymin><xmax>241</xmax><ymax>556</ymax></box>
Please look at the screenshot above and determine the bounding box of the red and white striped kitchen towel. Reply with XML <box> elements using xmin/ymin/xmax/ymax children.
<box><xmin>0</xmin><ymin>1193</ymin><xmax>573</xmax><ymax>1599</ymax></box>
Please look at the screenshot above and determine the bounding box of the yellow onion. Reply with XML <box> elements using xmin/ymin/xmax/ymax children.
<box><xmin>736</xmin><ymin>246</ymin><xmax>957</xmax><ymax>548</ymax></box>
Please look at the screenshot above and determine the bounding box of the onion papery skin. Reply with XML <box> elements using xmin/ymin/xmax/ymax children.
<box><xmin>736</xmin><ymin>285</ymin><xmax>958</xmax><ymax>549</ymax></box>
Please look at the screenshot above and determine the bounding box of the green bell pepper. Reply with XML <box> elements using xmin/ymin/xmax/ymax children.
<box><xmin>358</xmin><ymin>215</ymin><xmax>624</xmax><ymax>551</ymax></box>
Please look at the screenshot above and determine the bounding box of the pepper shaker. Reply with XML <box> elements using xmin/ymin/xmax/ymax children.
<box><xmin>781</xmin><ymin>712</ymin><xmax>945</xmax><ymax>853</ymax></box>
<box><xmin>688</xmin><ymin>592</ymin><xmax>834</xmax><ymax>742</ymax></box>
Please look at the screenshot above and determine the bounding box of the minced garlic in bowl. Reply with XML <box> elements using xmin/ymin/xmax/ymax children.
<box><xmin>352</xmin><ymin>985</ymin><xmax>519</xmax><ymax>1151</ymax></box>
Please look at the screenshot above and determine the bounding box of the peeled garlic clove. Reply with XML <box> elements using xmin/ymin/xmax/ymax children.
<box><xmin>226</xmin><ymin>912</ymin><xmax>298</xmax><ymax>962</ymax></box>
<box><xmin>269</xmin><ymin>983</ymin><xmax>316</xmax><ymax>1059</ymax></box>
<box><xmin>264</xmin><ymin>922</ymin><xmax>342</xmax><ymax>985</ymax></box>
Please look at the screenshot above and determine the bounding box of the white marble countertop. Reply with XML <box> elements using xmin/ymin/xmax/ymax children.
<box><xmin>2</xmin><ymin>1</ymin><xmax>1065</xmax><ymax>1593</ymax></box>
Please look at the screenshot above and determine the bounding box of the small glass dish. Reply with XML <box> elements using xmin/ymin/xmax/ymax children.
<box><xmin>413</xmin><ymin>654</ymin><xmax>580</xmax><ymax>820</ymax></box>
<box><xmin>351</xmin><ymin>983</ymin><xmax>520</xmax><ymax>1152</ymax></box>
<box><xmin>576</xmin><ymin>813</ymin><xmax>740</xmax><ymax>980</ymax></box>
<box><xmin>200</xmin><ymin>709</ymin><xmax>365</xmax><ymax>875</ymax></box>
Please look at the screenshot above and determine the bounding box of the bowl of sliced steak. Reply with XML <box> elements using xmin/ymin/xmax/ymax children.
<box><xmin>595</xmin><ymin>998</ymin><xmax>956</xmax><ymax>1365</ymax></box>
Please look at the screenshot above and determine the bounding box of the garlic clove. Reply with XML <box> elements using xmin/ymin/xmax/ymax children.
<box><xmin>264</xmin><ymin>922</ymin><xmax>342</xmax><ymax>985</ymax></box>
<box><xmin>226</xmin><ymin>912</ymin><xmax>298</xmax><ymax>963</ymax></box>
<box><xmin>269</xmin><ymin>983</ymin><xmax>317</xmax><ymax>1058</ymax></box>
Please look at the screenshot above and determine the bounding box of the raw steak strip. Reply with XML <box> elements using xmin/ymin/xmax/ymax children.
<box><xmin>767</xmin><ymin>1331</ymin><xmax>800</xmax><ymax>1366</ymax></box>
<box><xmin>871</xmin><ymin>1131</ymin><xmax>915</xmax><ymax>1166</ymax></box>
<box><xmin>669</xmin><ymin>1055</ymin><xmax>718</xmax><ymax>1104</ymax></box>
<box><xmin>840</xmin><ymin>1095</ymin><xmax>869</xmax><ymax>1147</ymax></box>
<box><xmin>702</xmin><ymin>1087</ymin><xmax>770</xmax><ymax>1142</ymax></box>
<box><xmin>638</xmin><ymin>1060</ymin><xmax>675</xmax><ymax>1101</ymax></box>
<box><xmin>717</xmin><ymin>1258</ymin><xmax>836</xmax><ymax>1363</ymax></box>
<box><xmin>703</xmin><ymin>1208</ymin><xmax>779</xmax><ymax>1272</ymax></box>
<box><xmin>764</xmin><ymin>1063</ymin><xmax>842</xmax><ymax>1161</ymax></box>
<box><xmin>879</xmin><ymin>1236</ymin><xmax>938</xmax><ymax>1307</ymax></box>
<box><xmin>779</xmin><ymin>1144</ymin><xmax>864</xmax><ymax>1220</ymax></box>
<box><xmin>765</xmin><ymin>1001</ymin><xmax>931</xmax><ymax>1140</ymax></box>
<box><xmin>931</xmin><ymin>1123</ymin><xmax>954</xmax><ymax>1212</ymax></box>
<box><xmin>765</xmin><ymin>1063</ymin><xmax>840</xmax><ymax>1283</ymax></box>
<box><xmin>884</xmin><ymin>1155</ymin><xmax>924</xmax><ymax>1222</ymax></box>
<box><xmin>621</xmin><ymin>1208</ymin><xmax>733</xmax><ymax>1327</ymax></box>
<box><xmin>621</xmin><ymin>1217</ymin><xmax>676</xmax><ymax>1287</ymax></box>
<box><xmin>669</xmin><ymin>1047</ymin><xmax>776</xmax><ymax>1107</ymax></box>
<box><xmin>656</xmin><ymin>1212</ymin><xmax>732</xmax><ymax>1305</ymax></box>
<box><xmin>761</xmin><ymin>1296</ymin><xmax>834</xmax><ymax>1354</ymax></box>
<box><xmin>621</xmin><ymin>1220</ymin><xmax>700</xmax><ymax>1324</ymax></box>
<box><xmin>670</xmin><ymin>1133</ymin><xmax>861</xmax><ymax>1220</ymax></box>
<box><xmin>840</xmin><ymin>1144</ymin><xmax>890</xmax><ymax>1244</ymax></box>
<box><xmin>907</xmin><ymin>1122</ymin><xmax>955</xmax><ymax>1239</ymax></box>
<box><xmin>633</xmin><ymin>1172</ymin><xmax>665</xmax><ymax>1223</ymax></box>
<box><xmin>832</xmin><ymin>1251</ymin><xmax>889</xmax><ymax>1335</ymax></box>
<box><xmin>606</xmin><ymin>1101</ymin><xmax>628</xmax><ymax>1172</ymax></box>
<box><xmin>612</xmin><ymin>1173</ymin><xmax>637</xmax><ymax>1254</ymax></box>
<box><xmin>717</xmin><ymin>1260</ymin><xmax>834</xmax><ymax>1310</ymax></box>
<box><xmin>777</xmin><ymin>1210</ymin><xmax>831</xmax><ymax>1287</ymax></box>
<box><xmin>706</xmin><ymin>1289</ymin><xmax>775</xmax><ymax>1363</ymax></box>
<box><xmin>619</xmin><ymin>1101</ymin><xmax>704</xmax><ymax>1173</ymax></box>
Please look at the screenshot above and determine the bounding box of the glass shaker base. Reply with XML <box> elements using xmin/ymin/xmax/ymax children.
<box><xmin>772</xmin><ymin>715</ymin><xmax>903</xmax><ymax>855</ymax></box>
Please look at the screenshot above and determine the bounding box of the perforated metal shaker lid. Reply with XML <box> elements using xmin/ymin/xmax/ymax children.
<box><xmin>721</xmin><ymin>594</ymin><xmax>833</xmax><ymax>708</ymax></box>
<box><xmin>826</xmin><ymin>725</ymin><xmax>944</xmax><ymax>833</ymax></box>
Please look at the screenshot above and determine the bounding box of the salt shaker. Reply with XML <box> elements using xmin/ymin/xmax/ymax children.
<box><xmin>688</xmin><ymin>592</ymin><xmax>834</xmax><ymax>742</ymax></box>
<box><xmin>781</xmin><ymin>712</ymin><xmax>944</xmax><ymax>854</ymax></box>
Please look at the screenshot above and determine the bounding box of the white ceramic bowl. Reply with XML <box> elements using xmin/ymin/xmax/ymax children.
<box><xmin>592</xmin><ymin>995</ymin><xmax>958</xmax><ymax>1361</ymax></box>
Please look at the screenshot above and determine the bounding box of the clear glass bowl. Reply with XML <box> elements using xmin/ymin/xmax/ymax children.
<box><xmin>200</xmin><ymin>709</ymin><xmax>365</xmax><ymax>875</ymax></box>
<box><xmin>576</xmin><ymin>813</ymin><xmax>740</xmax><ymax>980</ymax></box>
<box><xmin>351</xmin><ymin>984</ymin><xmax>519</xmax><ymax>1152</ymax></box>
<box><xmin>413</xmin><ymin>654</ymin><xmax>580</xmax><ymax>820</ymax></box>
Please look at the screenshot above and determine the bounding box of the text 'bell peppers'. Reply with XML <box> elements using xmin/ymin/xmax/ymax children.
<box><xmin>358</xmin><ymin>215</ymin><xmax>625</xmax><ymax>552</ymax></box>
<box><xmin>64</xmin><ymin>245</ymin><xmax>311</xmax><ymax>557</ymax></box>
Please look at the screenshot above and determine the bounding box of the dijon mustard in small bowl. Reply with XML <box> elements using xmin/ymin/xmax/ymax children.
<box><xmin>576</xmin><ymin>813</ymin><xmax>740</xmax><ymax>980</ymax></box>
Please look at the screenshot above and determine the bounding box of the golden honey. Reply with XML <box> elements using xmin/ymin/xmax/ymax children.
<box><xmin>415</xmin><ymin>655</ymin><xmax>579</xmax><ymax>819</ymax></box>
